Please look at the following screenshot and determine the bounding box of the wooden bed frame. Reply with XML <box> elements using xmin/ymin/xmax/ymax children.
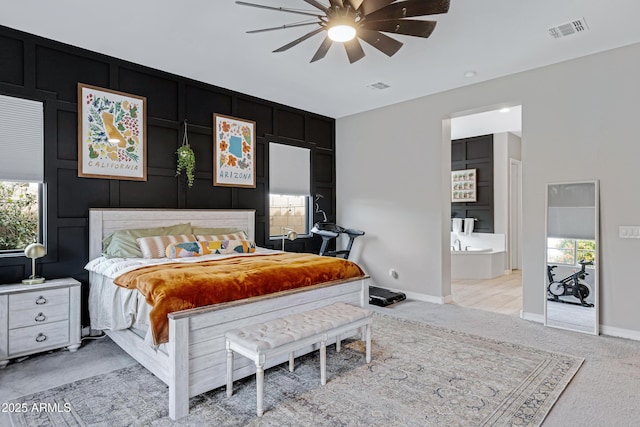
<box><xmin>88</xmin><ymin>208</ymin><xmax>370</xmax><ymax>420</ymax></box>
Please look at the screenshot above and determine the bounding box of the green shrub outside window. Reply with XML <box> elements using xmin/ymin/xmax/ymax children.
<box><xmin>0</xmin><ymin>181</ymin><xmax>40</xmax><ymax>252</ymax></box>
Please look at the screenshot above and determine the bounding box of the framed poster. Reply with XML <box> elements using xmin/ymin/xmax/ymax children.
<box><xmin>77</xmin><ymin>83</ymin><xmax>147</xmax><ymax>181</ymax></box>
<box><xmin>213</xmin><ymin>113</ymin><xmax>256</xmax><ymax>188</ymax></box>
<box><xmin>451</xmin><ymin>168</ymin><xmax>476</xmax><ymax>202</ymax></box>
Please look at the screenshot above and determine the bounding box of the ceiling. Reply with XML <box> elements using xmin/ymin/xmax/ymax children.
<box><xmin>2</xmin><ymin>1</ymin><xmax>640</xmax><ymax>118</ymax></box>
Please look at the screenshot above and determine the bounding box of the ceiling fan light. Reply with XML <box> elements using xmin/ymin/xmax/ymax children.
<box><xmin>328</xmin><ymin>24</ymin><xmax>356</xmax><ymax>42</ymax></box>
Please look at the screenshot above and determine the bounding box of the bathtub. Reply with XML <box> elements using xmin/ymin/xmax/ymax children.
<box><xmin>451</xmin><ymin>248</ymin><xmax>506</xmax><ymax>279</ymax></box>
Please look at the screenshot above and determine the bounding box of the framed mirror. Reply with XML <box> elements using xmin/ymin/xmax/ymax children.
<box><xmin>544</xmin><ymin>181</ymin><xmax>599</xmax><ymax>335</ymax></box>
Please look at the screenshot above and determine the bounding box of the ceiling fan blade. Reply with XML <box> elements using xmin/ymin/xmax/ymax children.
<box><xmin>329</xmin><ymin>0</ymin><xmax>344</xmax><ymax>7</ymax></box>
<box><xmin>346</xmin><ymin>0</ymin><xmax>365</xmax><ymax>11</ymax></box>
<box><xmin>303</xmin><ymin>0</ymin><xmax>329</xmax><ymax>11</ymax></box>
<box><xmin>361</xmin><ymin>0</ymin><xmax>395</xmax><ymax>16</ymax></box>
<box><xmin>273</xmin><ymin>28</ymin><xmax>325</xmax><ymax>52</ymax></box>
<box><xmin>344</xmin><ymin>37</ymin><xmax>366</xmax><ymax>63</ymax></box>
<box><xmin>358</xmin><ymin>29</ymin><xmax>403</xmax><ymax>56</ymax></box>
<box><xmin>236</xmin><ymin>1</ymin><xmax>321</xmax><ymax>18</ymax></box>
<box><xmin>247</xmin><ymin>22</ymin><xmax>320</xmax><ymax>34</ymax></box>
<box><xmin>310</xmin><ymin>36</ymin><xmax>334</xmax><ymax>62</ymax></box>
<box><xmin>365</xmin><ymin>0</ymin><xmax>450</xmax><ymax>21</ymax></box>
<box><xmin>362</xmin><ymin>19</ymin><xmax>437</xmax><ymax>38</ymax></box>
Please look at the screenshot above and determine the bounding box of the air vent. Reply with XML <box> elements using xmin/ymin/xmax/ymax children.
<box><xmin>548</xmin><ymin>18</ymin><xmax>589</xmax><ymax>39</ymax></box>
<box><xmin>367</xmin><ymin>82</ymin><xmax>390</xmax><ymax>90</ymax></box>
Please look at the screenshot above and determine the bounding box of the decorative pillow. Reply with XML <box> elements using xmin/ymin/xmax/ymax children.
<box><xmin>102</xmin><ymin>223</ymin><xmax>193</xmax><ymax>258</ymax></box>
<box><xmin>136</xmin><ymin>234</ymin><xmax>196</xmax><ymax>259</ymax></box>
<box><xmin>165</xmin><ymin>239</ymin><xmax>256</xmax><ymax>258</ymax></box>
<box><xmin>195</xmin><ymin>231</ymin><xmax>248</xmax><ymax>241</ymax></box>
<box><xmin>165</xmin><ymin>240</ymin><xmax>256</xmax><ymax>258</ymax></box>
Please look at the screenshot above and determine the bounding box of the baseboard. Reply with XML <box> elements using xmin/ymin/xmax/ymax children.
<box><xmin>389</xmin><ymin>288</ymin><xmax>448</xmax><ymax>305</ymax></box>
<box><xmin>600</xmin><ymin>325</ymin><xmax>640</xmax><ymax>341</ymax></box>
<box><xmin>520</xmin><ymin>312</ymin><xmax>640</xmax><ymax>341</ymax></box>
<box><xmin>521</xmin><ymin>311</ymin><xmax>544</xmax><ymax>323</ymax></box>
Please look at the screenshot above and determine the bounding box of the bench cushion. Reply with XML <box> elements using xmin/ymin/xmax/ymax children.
<box><xmin>225</xmin><ymin>303</ymin><xmax>372</xmax><ymax>353</ymax></box>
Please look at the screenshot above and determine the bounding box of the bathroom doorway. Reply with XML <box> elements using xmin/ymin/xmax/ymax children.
<box><xmin>448</xmin><ymin>105</ymin><xmax>523</xmax><ymax>316</ymax></box>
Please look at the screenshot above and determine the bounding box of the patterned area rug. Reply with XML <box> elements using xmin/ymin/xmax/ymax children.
<box><xmin>10</xmin><ymin>315</ymin><xmax>582</xmax><ymax>427</ymax></box>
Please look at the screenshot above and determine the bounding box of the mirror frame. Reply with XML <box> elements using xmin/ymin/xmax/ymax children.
<box><xmin>543</xmin><ymin>180</ymin><xmax>599</xmax><ymax>335</ymax></box>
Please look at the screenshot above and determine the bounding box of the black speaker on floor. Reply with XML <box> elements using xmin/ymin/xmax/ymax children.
<box><xmin>369</xmin><ymin>286</ymin><xmax>406</xmax><ymax>307</ymax></box>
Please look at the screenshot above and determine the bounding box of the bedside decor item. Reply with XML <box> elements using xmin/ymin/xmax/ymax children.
<box><xmin>22</xmin><ymin>242</ymin><xmax>46</xmax><ymax>285</ymax></box>
<box><xmin>77</xmin><ymin>83</ymin><xmax>147</xmax><ymax>181</ymax></box>
<box><xmin>176</xmin><ymin>120</ymin><xmax>195</xmax><ymax>187</ymax></box>
<box><xmin>281</xmin><ymin>227</ymin><xmax>297</xmax><ymax>251</ymax></box>
<box><xmin>213</xmin><ymin>114</ymin><xmax>256</xmax><ymax>188</ymax></box>
<box><xmin>451</xmin><ymin>168</ymin><xmax>477</xmax><ymax>202</ymax></box>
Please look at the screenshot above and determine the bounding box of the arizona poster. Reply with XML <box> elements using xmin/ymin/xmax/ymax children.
<box><xmin>213</xmin><ymin>113</ymin><xmax>256</xmax><ymax>188</ymax></box>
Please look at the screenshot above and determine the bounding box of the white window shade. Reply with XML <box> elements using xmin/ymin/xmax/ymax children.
<box><xmin>269</xmin><ymin>143</ymin><xmax>310</xmax><ymax>196</ymax></box>
<box><xmin>0</xmin><ymin>94</ymin><xmax>44</xmax><ymax>182</ymax></box>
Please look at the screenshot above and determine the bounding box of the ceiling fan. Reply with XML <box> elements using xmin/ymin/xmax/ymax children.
<box><xmin>236</xmin><ymin>0</ymin><xmax>451</xmax><ymax>64</ymax></box>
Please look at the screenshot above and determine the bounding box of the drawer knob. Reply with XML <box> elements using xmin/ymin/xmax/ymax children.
<box><xmin>35</xmin><ymin>333</ymin><xmax>47</xmax><ymax>343</ymax></box>
<box><xmin>35</xmin><ymin>312</ymin><xmax>47</xmax><ymax>322</ymax></box>
<box><xmin>35</xmin><ymin>296</ymin><xmax>47</xmax><ymax>305</ymax></box>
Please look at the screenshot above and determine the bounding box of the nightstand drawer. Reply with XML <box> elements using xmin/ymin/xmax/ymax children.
<box><xmin>9</xmin><ymin>287</ymin><xmax>69</xmax><ymax>312</ymax></box>
<box><xmin>9</xmin><ymin>301</ymin><xmax>68</xmax><ymax>329</ymax></box>
<box><xmin>8</xmin><ymin>320</ymin><xmax>70</xmax><ymax>355</ymax></box>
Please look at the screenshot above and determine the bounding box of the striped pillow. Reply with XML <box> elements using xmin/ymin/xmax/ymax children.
<box><xmin>195</xmin><ymin>231</ymin><xmax>248</xmax><ymax>241</ymax></box>
<box><xmin>136</xmin><ymin>234</ymin><xmax>196</xmax><ymax>259</ymax></box>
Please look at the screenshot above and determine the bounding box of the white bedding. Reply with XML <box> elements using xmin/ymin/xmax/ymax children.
<box><xmin>86</xmin><ymin>247</ymin><xmax>280</xmax><ymax>346</ymax></box>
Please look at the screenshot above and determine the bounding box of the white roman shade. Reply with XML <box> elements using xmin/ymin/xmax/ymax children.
<box><xmin>269</xmin><ymin>143</ymin><xmax>310</xmax><ymax>196</ymax></box>
<box><xmin>547</xmin><ymin>182</ymin><xmax>596</xmax><ymax>240</ymax></box>
<box><xmin>0</xmin><ymin>94</ymin><xmax>44</xmax><ymax>182</ymax></box>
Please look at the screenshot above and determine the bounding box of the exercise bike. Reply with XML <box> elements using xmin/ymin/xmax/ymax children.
<box><xmin>547</xmin><ymin>259</ymin><xmax>594</xmax><ymax>307</ymax></box>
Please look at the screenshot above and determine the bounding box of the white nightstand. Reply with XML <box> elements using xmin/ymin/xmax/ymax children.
<box><xmin>0</xmin><ymin>277</ymin><xmax>81</xmax><ymax>368</ymax></box>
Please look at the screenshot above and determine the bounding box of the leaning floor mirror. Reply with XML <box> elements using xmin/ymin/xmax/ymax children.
<box><xmin>544</xmin><ymin>181</ymin><xmax>599</xmax><ymax>335</ymax></box>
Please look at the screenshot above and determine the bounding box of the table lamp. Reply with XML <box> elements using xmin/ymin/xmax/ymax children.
<box><xmin>23</xmin><ymin>242</ymin><xmax>46</xmax><ymax>284</ymax></box>
<box><xmin>281</xmin><ymin>227</ymin><xmax>298</xmax><ymax>251</ymax></box>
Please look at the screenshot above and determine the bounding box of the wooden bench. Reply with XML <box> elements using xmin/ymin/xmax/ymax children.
<box><xmin>225</xmin><ymin>302</ymin><xmax>373</xmax><ymax>416</ymax></box>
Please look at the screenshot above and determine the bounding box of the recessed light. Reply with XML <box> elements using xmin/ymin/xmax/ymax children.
<box><xmin>464</xmin><ymin>70</ymin><xmax>477</xmax><ymax>78</ymax></box>
<box><xmin>499</xmin><ymin>108</ymin><xmax>511</xmax><ymax>113</ymax></box>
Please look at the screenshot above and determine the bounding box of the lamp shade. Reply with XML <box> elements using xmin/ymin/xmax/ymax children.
<box><xmin>24</xmin><ymin>242</ymin><xmax>46</xmax><ymax>259</ymax></box>
<box><xmin>281</xmin><ymin>227</ymin><xmax>298</xmax><ymax>251</ymax></box>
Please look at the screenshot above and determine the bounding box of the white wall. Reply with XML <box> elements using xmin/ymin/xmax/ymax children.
<box><xmin>336</xmin><ymin>42</ymin><xmax>640</xmax><ymax>334</ymax></box>
<box><xmin>494</xmin><ymin>132</ymin><xmax>522</xmax><ymax>265</ymax></box>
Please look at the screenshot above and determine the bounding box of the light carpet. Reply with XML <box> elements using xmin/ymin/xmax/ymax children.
<box><xmin>10</xmin><ymin>315</ymin><xmax>583</xmax><ymax>427</ymax></box>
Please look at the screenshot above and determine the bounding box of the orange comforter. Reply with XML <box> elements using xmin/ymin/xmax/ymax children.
<box><xmin>113</xmin><ymin>253</ymin><xmax>365</xmax><ymax>344</ymax></box>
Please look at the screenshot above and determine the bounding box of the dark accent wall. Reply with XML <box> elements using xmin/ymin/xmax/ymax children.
<box><xmin>451</xmin><ymin>134</ymin><xmax>494</xmax><ymax>233</ymax></box>
<box><xmin>0</xmin><ymin>26</ymin><xmax>337</xmax><ymax>309</ymax></box>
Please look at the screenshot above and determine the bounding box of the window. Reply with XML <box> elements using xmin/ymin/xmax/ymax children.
<box><xmin>268</xmin><ymin>143</ymin><xmax>311</xmax><ymax>239</ymax></box>
<box><xmin>0</xmin><ymin>94</ymin><xmax>45</xmax><ymax>254</ymax></box>
<box><xmin>0</xmin><ymin>181</ymin><xmax>42</xmax><ymax>252</ymax></box>
<box><xmin>547</xmin><ymin>238</ymin><xmax>595</xmax><ymax>266</ymax></box>
<box><xmin>269</xmin><ymin>194</ymin><xmax>310</xmax><ymax>238</ymax></box>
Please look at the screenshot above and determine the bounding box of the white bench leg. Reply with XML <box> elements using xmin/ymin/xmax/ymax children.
<box><xmin>226</xmin><ymin>347</ymin><xmax>233</xmax><ymax>397</ymax></box>
<box><xmin>365</xmin><ymin>322</ymin><xmax>372</xmax><ymax>364</ymax></box>
<box><xmin>320</xmin><ymin>338</ymin><xmax>327</xmax><ymax>385</ymax></box>
<box><xmin>336</xmin><ymin>335</ymin><xmax>341</xmax><ymax>352</ymax></box>
<box><xmin>289</xmin><ymin>351</ymin><xmax>295</xmax><ymax>372</ymax></box>
<box><xmin>256</xmin><ymin>362</ymin><xmax>265</xmax><ymax>417</ymax></box>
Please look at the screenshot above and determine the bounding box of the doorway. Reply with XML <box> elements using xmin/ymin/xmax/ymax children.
<box><xmin>448</xmin><ymin>105</ymin><xmax>523</xmax><ymax>316</ymax></box>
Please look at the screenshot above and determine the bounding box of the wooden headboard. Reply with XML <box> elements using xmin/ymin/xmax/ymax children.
<box><xmin>88</xmin><ymin>208</ymin><xmax>256</xmax><ymax>260</ymax></box>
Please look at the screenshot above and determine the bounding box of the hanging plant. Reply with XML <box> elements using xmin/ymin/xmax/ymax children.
<box><xmin>176</xmin><ymin>120</ymin><xmax>195</xmax><ymax>187</ymax></box>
